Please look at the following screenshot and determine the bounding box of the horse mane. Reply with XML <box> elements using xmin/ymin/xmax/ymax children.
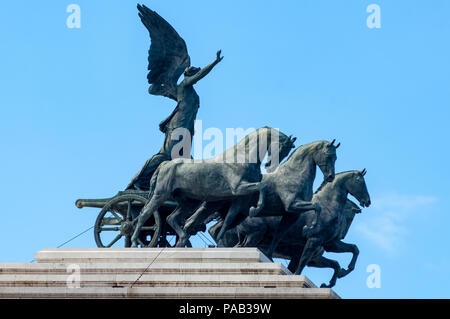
<box><xmin>275</xmin><ymin>128</ymin><xmax>291</xmax><ymax>149</ymax></box>
<box><xmin>204</xmin><ymin>126</ymin><xmax>297</xmax><ymax>167</ymax></box>
<box><xmin>314</xmin><ymin>170</ymin><xmax>359</xmax><ymax>195</ymax></box>
<box><xmin>232</xmin><ymin>126</ymin><xmax>267</xmax><ymax>149</ymax></box>
<box><xmin>314</xmin><ymin>179</ymin><xmax>329</xmax><ymax>194</ymax></box>
<box><xmin>213</xmin><ymin>126</ymin><xmax>287</xmax><ymax>163</ymax></box>
<box><xmin>222</xmin><ymin>126</ymin><xmax>291</xmax><ymax>152</ymax></box>
<box><xmin>280</xmin><ymin>140</ymin><xmax>327</xmax><ymax>168</ymax></box>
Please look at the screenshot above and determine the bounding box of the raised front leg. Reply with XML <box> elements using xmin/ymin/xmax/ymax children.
<box><xmin>323</xmin><ymin>240</ymin><xmax>359</xmax><ymax>278</ymax></box>
<box><xmin>287</xmin><ymin>200</ymin><xmax>321</xmax><ymax>237</ymax></box>
<box><xmin>232</xmin><ymin>182</ymin><xmax>261</xmax><ymax>197</ymax></box>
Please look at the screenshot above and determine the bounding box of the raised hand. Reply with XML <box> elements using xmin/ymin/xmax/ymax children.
<box><xmin>216</xmin><ymin>50</ymin><xmax>224</xmax><ymax>62</ymax></box>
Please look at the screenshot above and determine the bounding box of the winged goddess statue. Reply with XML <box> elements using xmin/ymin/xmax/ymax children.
<box><xmin>127</xmin><ymin>4</ymin><xmax>223</xmax><ymax>190</ymax></box>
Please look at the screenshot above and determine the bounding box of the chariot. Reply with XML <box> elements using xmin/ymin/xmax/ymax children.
<box><xmin>75</xmin><ymin>190</ymin><xmax>192</xmax><ymax>248</ymax></box>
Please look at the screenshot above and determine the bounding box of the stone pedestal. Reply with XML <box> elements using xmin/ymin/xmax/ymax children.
<box><xmin>0</xmin><ymin>248</ymin><xmax>339</xmax><ymax>299</ymax></box>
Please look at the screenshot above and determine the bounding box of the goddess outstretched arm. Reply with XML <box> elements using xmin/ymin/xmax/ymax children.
<box><xmin>184</xmin><ymin>50</ymin><xmax>223</xmax><ymax>86</ymax></box>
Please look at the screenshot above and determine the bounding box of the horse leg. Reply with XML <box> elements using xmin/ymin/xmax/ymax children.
<box><xmin>230</xmin><ymin>181</ymin><xmax>260</xmax><ymax>194</ymax></box>
<box><xmin>131</xmin><ymin>193</ymin><xmax>168</xmax><ymax>247</ymax></box>
<box><xmin>307</xmin><ymin>255</ymin><xmax>342</xmax><ymax>288</ymax></box>
<box><xmin>208</xmin><ymin>219</ymin><xmax>224</xmax><ymax>241</ymax></box>
<box><xmin>286</xmin><ymin>199</ymin><xmax>320</xmax><ymax>237</ymax></box>
<box><xmin>166</xmin><ymin>200</ymin><xmax>198</xmax><ymax>247</ymax></box>
<box><xmin>266</xmin><ymin>214</ymin><xmax>299</xmax><ymax>261</ymax></box>
<box><xmin>184</xmin><ymin>201</ymin><xmax>221</xmax><ymax>235</ymax></box>
<box><xmin>287</xmin><ymin>251</ymin><xmax>302</xmax><ymax>273</ymax></box>
<box><xmin>216</xmin><ymin>199</ymin><xmax>245</xmax><ymax>247</ymax></box>
<box><xmin>294</xmin><ymin>237</ymin><xmax>322</xmax><ymax>275</ymax></box>
<box><xmin>235</xmin><ymin>224</ymin><xmax>245</xmax><ymax>247</ymax></box>
<box><xmin>323</xmin><ymin>240</ymin><xmax>359</xmax><ymax>278</ymax></box>
<box><xmin>239</xmin><ymin>223</ymin><xmax>266</xmax><ymax>247</ymax></box>
<box><xmin>248</xmin><ymin>183</ymin><xmax>267</xmax><ymax>217</ymax></box>
<box><xmin>232</xmin><ymin>182</ymin><xmax>266</xmax><ymax>216</ymax></box>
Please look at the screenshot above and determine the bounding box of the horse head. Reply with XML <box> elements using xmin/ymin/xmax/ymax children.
<box><xmin>312</xmin><ymin>139</ymin><xmax>340</xmax><ymax>182</ymax></box>
<box><xmin>343</xmin><ymin>169</ymin><xmax>371</xmax><ymax>208</ymax></box>
<box><xmin>265</xmin><ymin>131</ymin><xmax>297</xmax><ymax>173</ymax></box>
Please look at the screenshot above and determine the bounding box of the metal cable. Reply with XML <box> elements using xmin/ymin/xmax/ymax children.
<box><xmin>129</xmin><ymin>236</ymin><xmax>175</xmax><ymax>288</ymax></box>
<box><xmin>130</xmin><ymin>229</ymin><xmax>217</xmax><ymax>287</ymax></box>
<box><xmin>29</xmin><ymin>225</ymin><xmax>94</xmax><ymax>263</ymax></box>
<box><xmin>192</xmin><ymin>232</ymin><xmax>208</xmax><ymax>247</ymax></box>
<box><xmin>198</xmin><ymin>231</ymin><xmax>215</xmax><ymax>247</ymax></box>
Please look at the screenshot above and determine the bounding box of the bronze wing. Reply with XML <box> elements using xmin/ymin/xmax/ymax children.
<box><xmin>137</xmin><ymin>4</ymin><xmax>190</xmax><ymax>101</ymax></box>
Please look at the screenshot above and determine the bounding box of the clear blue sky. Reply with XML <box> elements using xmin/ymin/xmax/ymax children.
<box><xmin>1</xmin><ymin>1</ymin><xmax>449</xmax><ymax>298</ymax></box>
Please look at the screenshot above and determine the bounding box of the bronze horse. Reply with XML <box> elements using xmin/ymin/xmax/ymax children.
<box><xmin>131</xmin><ymin>127</ymin><xmax>295</xmax><ymax>247</ymax></box>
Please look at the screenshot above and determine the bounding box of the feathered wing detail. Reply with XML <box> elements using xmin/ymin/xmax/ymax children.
<box><xmin>137</xmin><ymin>4</ymin><xmax>190</xmax><ymax>100</ymax></box>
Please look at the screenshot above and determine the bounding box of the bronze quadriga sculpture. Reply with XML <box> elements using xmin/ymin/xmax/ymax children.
<box><xmin>75</xmin><ymin>4</ymin><xmax>371</xmax><ymax>288</ymax></box>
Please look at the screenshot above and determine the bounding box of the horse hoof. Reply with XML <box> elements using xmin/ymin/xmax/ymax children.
<box><xmin>175</xmin><ymin>238</ymin><xmax>189</xmax><ymax>247</ymax></box>
<box><xmin>320</xmin><ymin>283</ymin><xmax>328</xmax><ymax>288</ymax></box>
<box><xmin>338</xmin><ymin>268</ymin><xmax>349</xmax><ymax>278</ymax></box>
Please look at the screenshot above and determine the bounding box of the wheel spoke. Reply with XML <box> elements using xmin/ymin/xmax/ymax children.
<box><xmin>101</xmin><ymin>217</ymin><xmax>121</xmax><ymax>226</ymax></box>
<box><xmin>126</xmin><ymin>199</ymin><xmax>132</xmax><ymax>221</ymax></box>
<box><xmin>100</xmin><ymin>227</ymin><xmax>121</xmax><ymax>232</ymax></box>
<box><xmin>141</xmin><ymin>225</ymin><xmax>157</xmax><ymax>231</ymax></box>
<box><xmin>110</xmin><ymin>211</ymin><xmax>123</xmax><ymax>221</ymax></box>
<box><xmin>106</xmin><ymin>234</ymin><xmax>123</xmax><ymax>247</ymax></box>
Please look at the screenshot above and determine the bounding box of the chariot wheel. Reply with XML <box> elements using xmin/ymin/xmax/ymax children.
<box><xmin>94</xmin><ymin>194</ymin><xmax>162</xmax><ymax>248</ymax></box>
